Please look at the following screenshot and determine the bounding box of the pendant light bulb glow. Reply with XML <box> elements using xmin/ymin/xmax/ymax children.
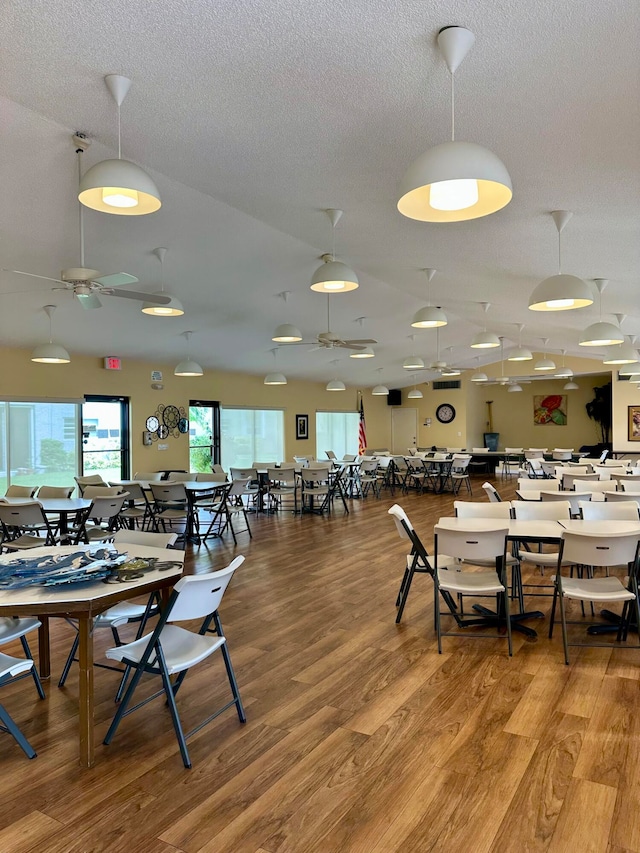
<box><xmin>78</xmin><ymin>76</ymin><xmax>161</xmax><ymax>216</ymax></box>
<box><xmin>310</xmin><ymin>210</ymin><xmax>358</xmax><ymax>293</ymax></box>
<box><xmin>529</xmin><ymin>212</ymin><xmax>592</xmax><ymax>311</ymax></box>
<box><xmin>397</xmin><ymin>27</ymin><xmax>511</xmax><ymax>223</ymax></box>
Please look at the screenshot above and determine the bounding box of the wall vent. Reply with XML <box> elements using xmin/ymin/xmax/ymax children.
<box><xmin>433</xmin><ymin>380</ymin><xmax>461</xmax><ymax>390</ymax></box>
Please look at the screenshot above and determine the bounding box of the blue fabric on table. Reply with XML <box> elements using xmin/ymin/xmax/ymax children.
<box><xmin>0</xmin><ymin>548</ymin><xmax>129</xmax><ymax>588</ymax></box>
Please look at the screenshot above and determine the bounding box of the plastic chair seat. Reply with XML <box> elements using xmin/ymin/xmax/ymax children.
<box><xmin>2</xmin><ymin>533</ymin><xmax>52</xmax><ymax>550</ymax></box>
<box><xmin>0</xmin><ymin>651</ymin><xmax>34</xmax><ymax>679</ymax></box>
<box><xmin>96</xmin><ymin>602</ymin><xmax>152</xmax><ymax>628</ymax></box>
<box><xmin>553</xmin><ymin>575</ymin><xmax>635</xmax><ymax>602</ymax></box>
<box><xmin>106</xmin><ymin>623</ymin><xmax>225</xmax><ymax>675</ymax></box>
<box><xmin>437</xmin><ymin>567</ymin><xmax>505</xmax><ymax>595</ymax></box>
<box><xmin>0</xmin><ymin>617</ymin><xmax>41</xmax><ymax>643</ymax></box>
<box><xmin>518</xmin><ymin>551</ymin><xmax>572</xmax><ymax>567</ymax></box>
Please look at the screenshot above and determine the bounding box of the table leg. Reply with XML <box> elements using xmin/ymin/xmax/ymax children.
<box><xmin>37</xmin><ymin>616</ymin><xmax>51</xmax><ymax>679</ymax></box>
<box><xmin>78</xmin><ymin>616</ymin><xmax>94</xmax><ymax>768</ymax></box>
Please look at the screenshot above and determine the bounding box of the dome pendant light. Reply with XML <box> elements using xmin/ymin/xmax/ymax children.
<box><xmin>397</xmin><ymin>26</ymin><xmax>512</xmax><ymax>223</ymax></box>
<box><xmin>555</xmin><ymin>349</ymin><xmax>573</xmax><ymax>379</ymax></box>
<box><xmin>31</xmin><ymin>305</ymin><xmax>71</xmax><ymax>363</ymax></box>
<box><xmin>470</xmin><ymin>303</ymin><xmax>500</xmax><ymax>348</ymax></box>
<box><xmin>78</xmin><ymin>75</ymin><xmax>161</xmax><ymax>216</ymax></box>
<box><xmin>142</xmin><ymin>248</ymin><xmax>184</xmax><ymax>316</ymax></box>
<box><xmin>407</xmin><ymin>375</ymin><xmax>423</xmax><ymax>399</ymax></box>
<box><xmin>508</xmin><ymin>384</ymin><xmax>523</xmax><ymax>393</ymax></box>
<box><xmin>470</xmin><ymin>356</ymin><xmax>488</xmax><ymax>383</ymax></box>
<box><xmin>508</xmin><ymin>324</ymin><xmax>533</xmax><ymax>361</ymax></box>
<box><xmin>564</xmin><ymin>381</ymin><xmax>579</xmax><ymax>390</ymax></box>
<box><xmin>310</xmin><ymin>209</ymin><xmax>358</xmax><ymax>293</ymax></box>
<box><xmin>534</xmin><ymin>338</ymin><xmax>556</xmax><ymax>371</ymax></box>
<box><xmin>529</xmin><ymin>211</ymin><xmax>593</xmax><ymax>311</ymax></box>
<box><xmin>326</xmin><ymin>379</ymin><xmax>346</xmax><ymax>391</ymax></box>
<box><xmin>603</xmin><ymin>328</ymin><xmax>639</xmax><ymax>365</ymax></box>
<box><xmin>372</xmin><ymin>368</ymin><xmax>389</xmax><ymax>396</ymax></box>
<box><xmin>579</xmin><ymin>279</ymin><xmax>624</xmax><ymax>347</ymax></box>
<box><xmin>174</xmin><ymin>331</ymin><xmax>203</xmax><ymax>377</ymax></box>
<box><xmin>264</xmin><ymin>347</ymin><xmax>287</xmax><ymax>385</ymax></box>
<box><xmin>411</xmin><ymin>269</ymin><xmax>447</xmax><ymax>328</ymax></box>
<box><xmin>272</xmin><ymin>323</ymin><xmax>303</xmax><ymax>343</ymax></box>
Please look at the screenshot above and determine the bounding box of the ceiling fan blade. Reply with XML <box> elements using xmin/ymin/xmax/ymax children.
<box><xmin>277</xmin><ymin>341</ymin><xmax>315</xmax><ymax>346</ymax></box>
<box><xmin>336</xmin><ymin>342</ymin><xmax>365</xmax><ymax>350</ymax></box>
<box><xmin>4</xmin><ymin>268</ymin><xmax>65</xmax><ymax>285</ymax></box>
<box><xmin>109</xmin><ymin>289</ymin><xmax>171</xmax><ymax>304</ymax></box>
<box><xmin>93</xmin><ymin>272</ymin><xmax>139</xmax><ymax>287</ymax></box>
<box><xmin>343</xmin><ymin>338</ymin><xmax>377</xmax><ymax>345</ymax></box>
<box><xmin>77</xmin><ymin>293</ymin><xmax>102</xmax><ymax>310</ymax></box>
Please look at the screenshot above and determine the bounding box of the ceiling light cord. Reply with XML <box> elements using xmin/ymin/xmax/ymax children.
<box><xmin>450</xmin><ymin>72</ymin><xmax>455</xmax><ymax>142</ymax></box>
<box><xmin>117</xmin><ymin>101</ymin><xmax>122</xmax><ymax>160</ymax></box>
<box><xmin>557</xmin><ymin>227</ymin><xmax>562</xmax><ymax>275</ymax></box>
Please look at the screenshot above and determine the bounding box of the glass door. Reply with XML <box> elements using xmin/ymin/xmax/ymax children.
<box><xmin>189</xmin><ymin>400</ymin><xmax>220</xmax><ymax>473</ymax></box>
<box><xmin>82</xmin><ymin>396</ymin><xmax>130</xmax><ymax>481</ymax></box>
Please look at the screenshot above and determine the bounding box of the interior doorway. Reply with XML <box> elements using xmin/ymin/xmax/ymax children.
<box><xmin>391</xmin><ymin>408</ymin><xmax>418</xmax><ymax>454</ymax></box>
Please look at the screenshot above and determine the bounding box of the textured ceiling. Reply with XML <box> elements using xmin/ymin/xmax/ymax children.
<box><xmin>0</xmin><ymin>0</ymin><xmax>638</xmax><ymax>388</ymax></box>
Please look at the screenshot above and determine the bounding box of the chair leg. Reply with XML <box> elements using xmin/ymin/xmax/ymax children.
<box><xmin>156</xmin><ymin>644</ymin><xmax>191</xmax><ymax>769</ymax></box>
<box><xmin>20</xmin><ymin>636</ymin><xmax>45</xmax><ymax>699</ymax></box>
<box><xmin>103</xmin><ymin>655</ymin><xmax>148</xmax><ymax>746</ymax></box>
<box><xmin>558</xmin><ymin>590</ymin><xmax>570</xmax><ymax>665</ymax></box>
<box><xmin>58</xmin><ymin>632</ymin><xmax>80</xmax><ymax>688</ymax></box>
<box><xmin>396</xmin><ymin>567</ymin><xmax>410</xmax><ymax>606</ymax></box>
<box><xmin>396</xmin><ymin>567</ymin><xmax>416</xmax><ymax>623</ymax></box>
<box><xmin>211</xmin><ymin>612</ymin><xmax>246</xmax><ymax>722</ymax></box>
<box><xmin>0</xmin><ymin>703</ymin><xmax>36</xmax><ymax>759</ymax></box>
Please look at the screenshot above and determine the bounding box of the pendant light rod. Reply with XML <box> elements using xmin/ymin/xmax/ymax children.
<box><xmin>76</xmin><ymin>148</ymin><xmax>86</xmax><ymax>267</ymax></box>
<box><xmin>153</xmin><ymin>247</ymin><xmax>167</xmax><ymax>293</ymax></box>
<box><xmin>105</xmin><ymin>75</ymin><xmax>132</xmax><ymax>160</ymax></box>
<box><xmin>44</xmin><ymin>304</ymin><xmax>55</xmax><ymax>343</ymax></box>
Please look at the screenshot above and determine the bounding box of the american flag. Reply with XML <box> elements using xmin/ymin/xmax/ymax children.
<box><xmin>358</xmin><ymin>396</ymin><xmax>367</xmax><ymax>455</ymax></box>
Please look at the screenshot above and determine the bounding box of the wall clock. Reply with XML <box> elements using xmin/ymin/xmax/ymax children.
<box><xmin>157</xmin><ymin>424</ymin><xmax>169</xmax><ymax>439</ymax></box>
<box><xmin>145</xmin><ymin>415</ymin><xmax>159</xmax><ymax>433</ymax></box>
<box><xmin>436</xmin><ymin>403</ymin><xmax>456</xmax><ymax>424</ymax></box>
<box><xmin>178</xmin><ymin>417</ymin><xmax>189</xmax><ymax>434</ymax></box>
<box><xmin>163</xmin><ymin>405</ymin><xmax>180</xmax><ymax>430</ymax></box>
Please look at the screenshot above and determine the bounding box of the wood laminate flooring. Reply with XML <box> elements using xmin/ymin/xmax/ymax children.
<box><xmin>0</xmin><ymin>475</ymin><xmax>639</xmax><ymax>852</ymax></box>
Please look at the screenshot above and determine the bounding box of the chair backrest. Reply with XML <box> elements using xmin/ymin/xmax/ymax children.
<box><xmin>593</xmin><ymin>466</ymin><xmax>627</xmax><ymax>481</ymax></box>
<box><xmin>377</xmin><ymin>456</ymin><xmax>393</xmax><ymax>469</ymax></box>
<box><xmin>293</xmin><ymin>456</ymin><xmax>310</xmax><ymax>468</ymax></box>
<box><xmin>528</xmin><ymin>448</ymin><xmax>548</xmax><ymax>452</ymax></box>
<box><xmin>360</xmin><ymin>460</ymin><xmax>379</xmax><ymax>474</ymax></box>
<box><xmin>620</xmin><ymin>481</ymin><xmax>640</xmax><ymax>493</ymax></box>
<box><xmin>36</xmin><ymin>485</ymin><xmax>74</xmax><ymax>498</ymax></box>
<box><xmin>482</xmin><ymin>482</ymin><xmax>502</xmax><ymax>502</ymax></box>
<box><xmin>74</xmin><ymin>475</ymin><xmax>108</xmax><ymax>495</ymax></box>
<box><xmin>505</xmin><ymin>447</ymin><xmax>523</xmax><ymax>454</ymax></box>
<box><xmin>563</xmin><ymin>472</ymin><xmax>600</xmax><ymax>490</ymax></box>
<box><xmin>406</xmin><ymin>448</ymin><xmax>417</xmax><ymax>456</ymax></box>
<box><xmin>302</xmin><ymin>468</ymin><xmax>330</xmax><ymax>484</ymax></box>
<box><xmin>512</xmin><ymin>500</ymin><xmax>571</xmax><ymax>520</ymax></box>
<box><xmin>166</xmin><ymin>472</ymin><xmax>193</xmax><ymax>482</ymax></box>
<box><xmin>388</xmin><ymin>503</ymin><xmax>414</xmax><ymax>540</ymax></box>
<box><xmin>578</xmin><ymin>501</ymin><xmax>640</xmax><ymax>521</ymax></box>
<box><xmin>605</xmin><ymin>491</ymin><xmax>640</xmax><ymax>505</ymax></box>
<box><xmin>133</xmin><ymin>472</ymin><xmax>163</xmax><ymax>481</ymax></box>
<box><xmin>598</xmin><ymin>449</ymin><xmax>609</xmax><ymax>463</ymax></box>
<box><xmin>267</xmin><ymin>467</ymin><xmax>295</xmax><ymax>485</ymax></box>
<box><xmin>392</xmin><ymin>456</ymin><xmax>408</xmax><ymax>471</ymax></box>
<box><xmin>446</xmin><ymin>447</ymin><xmax>464</xmax><ymax>453</ymax></box>
<box><xmin>454</xmin><ymin>501</ymin><xmax>511</xmax><ymax>518</ymax></box>
<box><xmin>541</xmin><ymin>491</ymin><xmax>591</xmax><ymax>513</ymax></box>
<box><xmin>168</xmin><ymin>556</ymin><xmax>244</xmax><ymax>622</ymax></box>
<box><xmin>451</xmin><ymin>455</ymin><xmax>471</xmax><ymax>472</ymax></box>
<box><xmin>472</xmin><ymin>447</ymin><xmax>489</xmax><ymax>453</ymax></box>
<box><xmin>325</xmin><ymin>450</ymin><xmax>337</xmax><ymax>460</ymax></box>
<box><xmin>435</xmin><ymin>525</ymin><xmax>508</xmax><ymax>563</ymax></box>
<box><xmin>229</xmin><ymin>467</ymin><xmax>257</xmax><ymax>480</ymax></box>
<box><xmin>552</xmin><ymin>448</ymin><xmax>574</xmax><ymax>460</ymax></box>
<box><xmin>82</xmin><ymin>485</ymin><xmax>123</xmax><ymax>499</ymax></box>
<box><xmin>195</xmin><ymin>473</ymin><xmax>228</xmax><ymax>483</ymax></box>
<box><xmin>555</xmin><ymin>466</ymin><xmax>588</xmax><ymax>480</ymax></box>
<box><xmin>560</xmin><ymin>531</ymin><xmax>640</xmax><ymax>569</ymax></box>
<box><xmin>0</xmin><ymin>501</ymin><xmax>48</xmax><ymax>530</ymax></box>
<box><xmin>227</xmin><ymin>478</ymin><xmax>250</xmax><ymax>498</ymax></box>
<box><xmin>524</xmin><ymin>450</ymin><xmax>544</xmax><ymax>459</ymax></box>
<box><xmin>578</xmin><ymin>480</ymin><xmax>611</xmax><ymax>493</ymax></box>
<box><xmin>342</xmin><ymin>454</ymin><xmax>356</xmax><ymax>462</ymax></box>
<box><xmin>518</xmin><ymin>477</ymin><xmax>560</xmax><ymax>491</ymax></box>
<box><xmin>150</xmin><ymin>482</ymin><xmax>188</xmax><ymax>503</ymax></box>
<box><xmin>406</xmin><ymin>457</ymin><xmax>426</xmax><ymax>473</ymax></box>
<box><xmin>611</xmin><ymin>473</ymin><xmax>640</xmax><ymax>483</ymax></box>
<box><xmin>112</xmin><ymin>530</ymin><xmax>178</xmax><ymax>547</ymax></box>
<box><xmin>87</xmin><ymin>494</ymin><xmax>128</xmax><ymax>521</ymax></box>
<box><xmin>5</xmin><ymin>485</ymin><xmax>38</xmax><ymax>498</ymax></box>
<box><xmin>117</xmin><ymin>482</ymin><xmax>148</xmax><ymax>502</ymax></box>
<box><xmin>210</xmin><ymin>464</ymin><xmax>226</xmax><ymax>475</ymax></box>
<box><xmin>540</xmin><ymin>461</ymin><xmax>558</xmax><ymax>477</ymax></box>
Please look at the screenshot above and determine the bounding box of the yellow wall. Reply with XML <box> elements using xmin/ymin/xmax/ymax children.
<box><xmin>395</xmin><ymin>381</ymin><xmax>469</xmax><ymax>450</ymax></box>
<box><xmin>612</xmin><ymin>375</ymin><xmax>640</xmax><ymax>454</ymax></box>
<box><xmin>0</xmin><ymin>346</ymin><xmax>392</xmax><ymax>471</ymax></box>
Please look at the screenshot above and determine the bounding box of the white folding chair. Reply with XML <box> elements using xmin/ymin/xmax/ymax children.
<box><xmin>103</xmin><ymin>556</ymin><xmax>246</xmax><ymax>768</ymax></box>
<box><xmin>0</xmin><ymin>654</ymin><xmax>38</xmax><ymax>758</ymax></box>
<box><xmin>482</xmin><ymin>482</ymin><xmax>502</xmax><ymax>502</ymax></box>
<box><xmin>579</xmin><ymin>501</ymin><xmax>639</xmax><ymax>521</ymax></box>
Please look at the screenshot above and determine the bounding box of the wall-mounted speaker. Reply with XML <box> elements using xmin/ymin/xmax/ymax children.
<box><xmin>387</xmin><ymin>389</ymin><xmax>402</xmax><ymax>406</ymax></box>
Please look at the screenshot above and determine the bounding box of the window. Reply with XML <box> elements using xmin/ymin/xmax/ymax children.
<box><xmin>82</xmin><ymin>396</ymin><xmax>130</xmax><ymax>482</ymax></box>
<box><xmin>316</xmin><ymin>411</ymin><xmax>359</xmax><ymax>461</ymax></box>
<box><xmin>0</xmin><ymin>400</ymin><xmax>80</xmax><ymax>493</ymax></box>
<box><xmin>189</xmin><ymin>400</ymin><xmax>220</xmax><ymax>473</ymax></box>
<box><xmin>221</xmin><ymin>408</ymin><xmax>284</xmax><ymax>470</ymax></box>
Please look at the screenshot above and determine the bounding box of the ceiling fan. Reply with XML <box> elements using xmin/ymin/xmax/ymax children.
<box><xmin>282</xmin><ymin>296</ymin><xmax>377</xmax><ymax>351</ymax></box>
<box><xmin>2</xmin><ymin>136</ymin><xmax>170</xmax><ymax>312</ymax></box>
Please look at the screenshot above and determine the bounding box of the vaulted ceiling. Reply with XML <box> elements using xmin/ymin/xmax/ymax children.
<box><xmin>0</xmin><ymin>1</ymin><xmax>638</xmax><ymax>388</ymax></box>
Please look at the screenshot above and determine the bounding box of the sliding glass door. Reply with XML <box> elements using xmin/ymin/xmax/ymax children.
<box><xmin>189</xmin><ymin>400</ymin><xmax>220</xmax><ymax>473</ymax></box>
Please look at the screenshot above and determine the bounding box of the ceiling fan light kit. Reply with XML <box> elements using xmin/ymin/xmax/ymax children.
<box><xmin>31</xmin><ymin>305</ymin><xmax>70</xmax><ymax>363</ymax></box>
<box><xmin>78</xmin><ymin>76</ymin><xmax>161</xmax><ymax>215</ymax></box>
<box><xmin>397</xmin><ymin>26</ymin><xmax>512</xmax><ymax>223</ymax></box>
<box><xmin>528</xmin><ymin>212</ymin><xmax>593</xmax><ymax>311</ymax></box>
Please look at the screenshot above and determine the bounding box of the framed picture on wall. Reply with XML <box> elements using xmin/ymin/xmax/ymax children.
<box><xmin>296</xmin><ymin>413</ymin><xmax>309</xmax><ymax>440</ymax></box>
<box><xmin>628</xmin><ymin>406</ymin><xmax>640</xmax><ymax>441</ymax></box>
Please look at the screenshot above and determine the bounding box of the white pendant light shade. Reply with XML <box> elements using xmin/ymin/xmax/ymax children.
<box><xmin>555</xmin><ymin>366</ymin><xmax>573</xmax><ymax>378</ymax></box>
<box><xmin>564</xmin><ymin>381</ymin><xmax>579</xmax><ymax>390</ymax></box>
<box><xmin>579</xmin><ymin>321</ymin><xmax>624</xmax><ymax>347</ymax></box>
<box><xmin>31</xmin><ymin>306</ymin><xmax>70</xmax><ymax>363</ymax></box>
<box><xmin>311</xmin><ymin>258</ymin><xmax>359</xmax><ymax>293</ymax></box>
<box><xmin>470</xmin><ymin>371</ymin><xmax>488</xmax><ymax>383</ymax></box>
<box><xmin>534</xmin><ymin>358</ymin><xmax>556</xmax><ymax>371</ymax></box>
<box><xmin>175</xmin><ymin>359</ymin><xmax>203</xmax><ymax>377</ymax></box>
<box><xmin>79</xmin><ymin>76</ymin><xmax>160</xmax><ymax>216</ymax></box>
<box><xmin>508</xmin><ymin>346</ymin><xmax>533</xmax><ymax>361</ymax></box>
<box><xmin>264</xmin><ymin>372</ymin><xmax>287</xmax><ymax>385</ymax></box>
<box><xmin>31</xmin><ymin>342</ymin><xmax>71</xmax><ymax>364</ymax></box>
<box><xmin>507</xmin><ymin>383</ymin><xmax>522</xmax><ymax>393</ymax></box>
<box><xmin>403</xmin><ymin>355</ymin><xmax>424</xmax><ymax>369</ymax></box>
<box><xmin>79</xmin><ymin>159</ymin><xmax>161</xmax><ymax>216</ymax></box>
<box><xmin>272</xmin><ymin>323</ymin><xmax>302</xmax><ymax>343</ymax></box>
<box><xmin>141</xmin><ymin>293</ymin><xmax>184</xmax><ymax>316</ymax></box>
<box><xmin>602</xmin><ymin>340</ymin><xmax>639</xmax><ymax>365</ymax></box>
<box><xmin>618</xmin><ymin>363</ymin><xmax>640</xmax><ymax>377</ymax></box>
<box><xmin>326</xmin><ymin>379</ymin><xmax>346</xmax><ymax>391</ymax></box>
<box><xmin>350</xmin><ymin>346</ymin><xmax>375</xmax><ymax>359</ymax></box>
<box><xmin>372</xmin><ymin>384</ymin><xmax>389</xmax><ymax>396</ymax></box>
<box><xmin>528</xmin><ymin>274</ymin><xmax>593</xmax><ymax>312</ymax></box>
<box><xmin>398</xmin><ymin>141</ymin><xmax>512</xmax><ymax>223</ymax></box>
<box><xmin>407</xmin><ymin>388</ymin><xmax>423</xmax><ymax>399</ymax></box>
<box><xmin>411</xmin><ymin>305</ymin><xmax>448</xmax><ymax>328</ymax></box>
<box><xmin>470</xmin><ymin>330</ymin><xmax>500</xmax><ymax>349</ymax></box>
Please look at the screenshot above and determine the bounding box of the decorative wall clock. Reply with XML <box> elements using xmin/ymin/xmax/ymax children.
<box><xmin>436</xmin><ymin>403</ymin><xmax>456</xmax><ymax>424</ymax></box>
<box><xmin>144</xmin><ymin>404</ymin><xmax>189</xmax><ymax>441</ymax></box>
